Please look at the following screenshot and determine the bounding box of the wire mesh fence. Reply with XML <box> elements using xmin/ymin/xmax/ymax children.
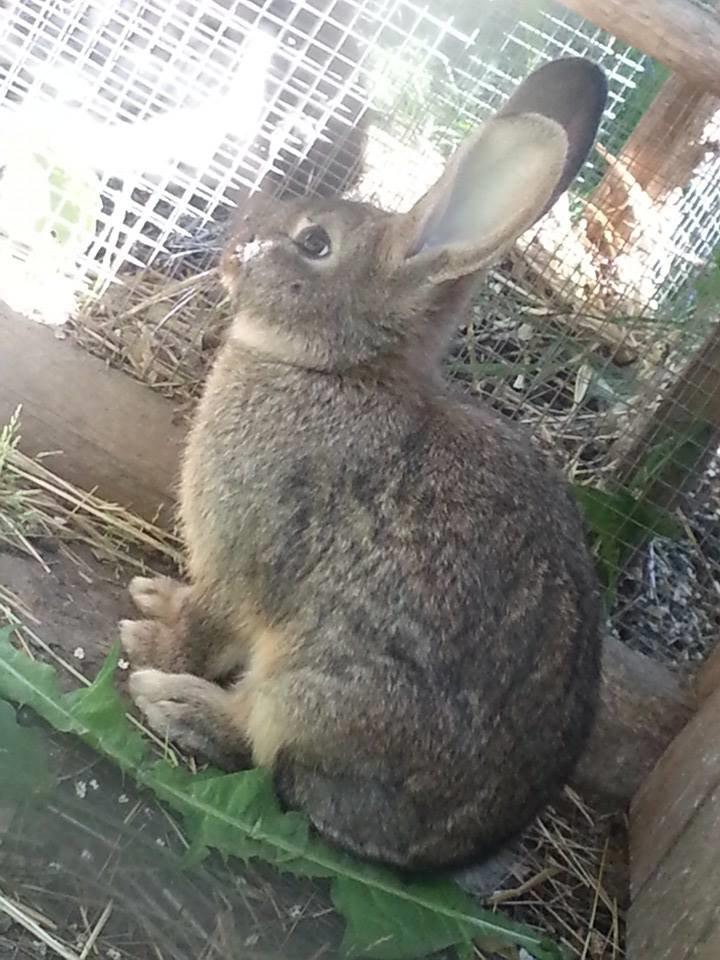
<box><xmin>2</xmin><ymin>4</ymin><xmax>720</xmax><ymax>645</ymax></box>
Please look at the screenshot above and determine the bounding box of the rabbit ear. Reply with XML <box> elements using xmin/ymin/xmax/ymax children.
<box><xmin>497</xmin><ymin>57</ymin><xmax>608</xmax><ymax>214</ymax></box>
<box><xmin>388</xmin><ymin>58</ymin><xmax>607</xmax><ymax>284</ymax></box>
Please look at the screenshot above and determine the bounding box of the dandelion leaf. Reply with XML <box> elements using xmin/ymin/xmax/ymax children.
<box><xmin>0</xmin><ymin>631</ymin><xmax>566</xmax><ymax>960</ymax></box>
<box><xmin>0</xmin><ymin>698</ymin><xmax>54</xmax><ymax>801</ymax></box>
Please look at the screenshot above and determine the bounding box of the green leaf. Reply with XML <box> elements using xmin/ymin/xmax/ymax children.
<box><xmin>0</xmin><ymin>630</ymin><xmax>565</xmax><ymax>960</ymax></box>
<box><xmin>632</xmin><ymin>421</ymin><xmax>716</xmax><ymax>499</ymax></box>
<box><xmin>334</xmin><ymin>872</ymin><xmax>560</xmax><ymax>959</ymax></box>
<box><xmin>574</xmin><ymin>483</ymin><xmax>682</xmax><ymax>601</ymax></box>
<box><xmin>0</xmin><ymin>631</ymin><xmax>148</xmax><ymax>769</ymax></box>
<box><xmin>65</xmin><ymin>642</ymin><xmax>148</xmax><ymax>768</ymax></box>
<box><xmin>148</xmin><ymin>764</ymin><xmax>317</xmax><ymax>868</ymax></box>
<box><xmin>0</xmin><ymin>698</ymin><xmax>54</xmax><ymax>802</ymax></box>
<box><xmin>0</xmin><ymin>628</ymin><xmax>84</xmax><ymax>734</ymax></box>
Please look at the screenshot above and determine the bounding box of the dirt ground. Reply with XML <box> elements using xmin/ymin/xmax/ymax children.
<box><xmin>0</xmin><ymin>543</ymin><xmax>131</xmax><ymax>683</ymax></box>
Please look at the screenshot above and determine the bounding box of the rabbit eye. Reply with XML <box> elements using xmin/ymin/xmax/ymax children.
<box><xmin>294</xmin><ymin>225</ymin><xmax>332</xmax><ymax>260</ymax></box>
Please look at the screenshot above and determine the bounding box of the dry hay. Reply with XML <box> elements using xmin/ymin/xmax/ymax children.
<box><xmin>68</xmin><ymin>267</ymin><xmax>230</xmax><ymax>415</ymax></box>
<box><xmin>67</xmin><ymin>219</ymin><xmax>232</xmax><ymax>413</ymax></box>
<box><xmin>0</xmin><ymin>409</ymin><xmax>182</xmax><ymax>576</ymax></box>
<box><xmin>0</xmin><ymin>422</ymin><xmax>626</xmax><ymax>958</ymax></box>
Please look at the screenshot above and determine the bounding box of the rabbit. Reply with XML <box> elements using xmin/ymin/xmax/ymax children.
<box><xmin>121</xmin><ymin>57</ymin><xmax>607</xmax><ymax>872</ymax></box>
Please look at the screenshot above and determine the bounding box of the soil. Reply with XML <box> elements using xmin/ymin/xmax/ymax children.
<box><xmin>0</xmin><ymin>544</ymin><xmax>132</xmax><ymax>685</ymax></box>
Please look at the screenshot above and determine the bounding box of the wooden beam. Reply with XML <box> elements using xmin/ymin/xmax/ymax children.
<box><xmin>630</xmin><ymin>683</ymin><xmax>720</xmax><ymax>896</ymax></box>
<box><xmin>573</xmin><ymin>636</ymin><xmax>694</xmax><ymax>805</ymax></box>
<box><xmin>597</xmin><ymin>76</ymin><xmax>719</xmax><ymax>204</ymax></box>
<box><xmin>559</xmin><ymin>0</ymin><xmax>720</xmax><ymax>97</ymax></box>
<box><xmin>586</xmin><ymin>72</ymin><xmax>720</xmax><ymax>256</ymax></box>
<box><xmin>629</xmin><ymin>781</ymin><xmax>720</xmax><ymax>959</ymax></box>
<box><xmin>0</xmin><ymin>301</ymin><xmax>184</xmax><ymax>526</ymax></box>
<box><xmin>628</xmin><ymin>686</ymin><xmax>720</xmax><ymax>958</ymax></box>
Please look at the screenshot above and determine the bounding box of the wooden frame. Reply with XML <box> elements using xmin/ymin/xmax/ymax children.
<box><xmin>559</xmin><ymin>0</ymin><xmax>720</xmax><ymax>96</ymax></box>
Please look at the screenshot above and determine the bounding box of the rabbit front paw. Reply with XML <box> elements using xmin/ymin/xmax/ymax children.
<box><xmin>129</xmin><ymin>669</ymin><xmax>251</xmax><ymax>769</ymax></box>
<box><xmin>129</xmin><ymin>575</ymin><xmax>190</xmax><ymax>623</ymax></box>
<box><xmin>119</xmin><ymin>617</ymin><xmax>182</xmax><ymax>671</ymax></box>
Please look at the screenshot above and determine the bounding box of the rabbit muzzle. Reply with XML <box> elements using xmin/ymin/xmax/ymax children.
<box><xmin>232</xmin><ymin>238</ymin><xmax>275</xmax><ymax>264</ymax></box>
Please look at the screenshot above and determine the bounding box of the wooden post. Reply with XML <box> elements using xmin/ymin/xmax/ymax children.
<box><xmin>587</xmin><ymin>73</ymin><xmax>720</xmax><ymax>255</ymax></box>
<box><xmin>558</xmin><ymin>0</ymin><xmax>720</xmax><ymax>96</ymax></box>
<box><xmin>572</xmin><ymin>636</ymin><xmax>694</xmax><ymax>804</ymax></box>
<box><xmin>627</xmin><ymin>680</ymin><xmax>720</xmax><ymax>958</ymax></box>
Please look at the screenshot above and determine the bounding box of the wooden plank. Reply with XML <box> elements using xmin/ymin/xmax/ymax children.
<box><xmin>559</xmin><ymin>0</ymin><xmax>720</xmax><ymax>97</ymax></box>
<box><xmin>586</xmin><ymin>65</ymin><xmax>720</xmax><ymax>293</ymax></box>
<box><xmin>628</xmin><ymin>777</ymin><xmax>720</xmax><ymax>959</ymax></box>
<box><xmin>590</xmin><ymin>72</ymin><xmax>720</xmax><ymax>205</ymax></box>
<box><xmin>0</xmin><ymin>546</ymin><xmax>131</xmax><ymax>683</ymax></box>
<box><xmin>0</xmin><ymin>301</ymin><xmax>184</xmax><ymax>526</ymax></box>
<box><xmin>573</xmin><ymin>637</ymin><xmax>694</xmax><ymax>805</ymax></box>
<box><xmin>630</xmin><ymin>685</ymin><xmax>720</xmax><ymax>898</ymax></box>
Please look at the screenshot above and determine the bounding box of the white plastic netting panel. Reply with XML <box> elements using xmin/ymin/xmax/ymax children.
<box><xmin>0</xmin><ymin>0</ymin><xmax>719</xmax><ymax>323</ymax></box>
<box><xmin>0</xmin><ymin>0</ymin><xmax>374</xmax><ymax>319</ymax></box>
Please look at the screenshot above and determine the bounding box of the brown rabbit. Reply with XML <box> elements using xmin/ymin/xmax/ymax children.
<box><xmin>122</xmin><ymin>58</ymin><xmax>607</xmax><ymax>872</ymax></box>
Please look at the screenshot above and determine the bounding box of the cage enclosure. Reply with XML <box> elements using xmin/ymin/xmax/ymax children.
<box><xmin>2</xmin><ymin>0</ymin><xmax>720</xmax><ymax>958</ymax></box>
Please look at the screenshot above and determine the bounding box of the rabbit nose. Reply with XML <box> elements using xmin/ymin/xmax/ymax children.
<box><xmin>233</xmin><ymin>237</ymin><xmax>273</xmax><ymax>264</ymax></box>
<box><xmin>233</xmin><ymin>233</ymin><xmax>255</xmax><ymax>255</ymax></box>
<box><xmin>232</xmin><ymin>218</ymin><xmax>258</xmax><ymax>259</ymax></box>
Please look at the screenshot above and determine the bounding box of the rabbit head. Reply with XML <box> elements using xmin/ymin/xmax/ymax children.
<box><xmin>220</xmin><ymin>57</ymin><xmax>607</xmax><ymax>371</ymax></box>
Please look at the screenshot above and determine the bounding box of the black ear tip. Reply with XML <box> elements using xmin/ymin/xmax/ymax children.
<box><xmin>535</xmin><ymin>56</ymin><xmax>607</xmax><ymax>85</ymax></box>
<box><xmin>539</xmin><ymin>56</ymin><xmax>608</xmax><ymax>111</ymax></box>
<box><xmin>495</xmin><ymin>57</ymin><xmax>608</xmax><ymax>216</ymax></box>
<box><xmin>500</xmin><ymin>56</ymin><xmax>608</xmax><ymax>127</ymax></box>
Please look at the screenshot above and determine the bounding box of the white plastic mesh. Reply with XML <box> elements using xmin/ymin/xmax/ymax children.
<box><xmin>0</xmin><ymin>0</ymin><xmax>718</xmax><ymax>323</ymax></box>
